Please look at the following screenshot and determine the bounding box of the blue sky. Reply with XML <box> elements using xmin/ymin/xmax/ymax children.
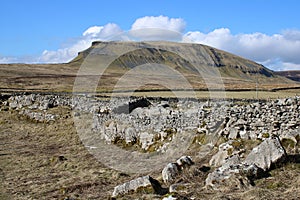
<box><xmin>0</xmin><ymin>0</ymin><xmax>300</xmax><ymax>70</ymax></box>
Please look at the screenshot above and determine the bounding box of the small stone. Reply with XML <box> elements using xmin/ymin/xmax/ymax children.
<box><xmin>209</xmin><ymin>142</ymin><xmax>233</xmax><ymax>167</ymax></box>
<box><xmin>228</xmin><ymin>128</ymin><xmax>238</xmax><ymax>139</ymax></box>
<box><xmin>176</xmin><ymin>156</ymin><xmax>193</xmax><ymax>167</ymax></box>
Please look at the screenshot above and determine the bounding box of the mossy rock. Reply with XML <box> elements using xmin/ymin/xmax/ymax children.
<box><xmin>227</xmin><ymin>147</ymin><xmax>234</xmax><ymax>156</ymax></box>
<box><xmin>262</xmin><ymin>132</ymin><xmax>270</xmax><ymax>138</ymax></box>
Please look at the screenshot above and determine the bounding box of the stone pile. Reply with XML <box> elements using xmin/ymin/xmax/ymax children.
<box><xmin>4</xmin><ymin>94</ymin><xmax>300</xmax><ymax>152</ymax></box>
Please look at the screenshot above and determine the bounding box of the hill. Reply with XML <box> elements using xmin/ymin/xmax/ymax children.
<box><xmin>0</xmin><ymin>41</ymin><xmax>299</xmax><ymax>94</ymax></box>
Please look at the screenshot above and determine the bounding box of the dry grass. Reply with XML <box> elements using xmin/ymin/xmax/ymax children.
<box><xmin>1</xmin><ymin>105</ymin><xmax>300</xmax><ymax>199</ymax></box>
<box><xmin>0</xmin><ymin>108</ymin><xmax>134</xmax><ymax>199</ymax></box>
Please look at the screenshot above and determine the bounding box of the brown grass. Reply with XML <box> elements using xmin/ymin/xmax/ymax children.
<box><xmin>1</xmin><ymin>105</ymin><xmax>300</xmax><ymax>199</ymax></box>
<box><xmin>0</xmin><ymin>108</ymin><xmax>133</xmax><ymax>199</ymax></box>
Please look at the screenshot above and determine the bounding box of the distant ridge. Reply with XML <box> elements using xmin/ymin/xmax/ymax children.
<box><xmin>275</xmin><ymin>70</ymin><xmax>300</xmax><ymax>82</ymax></box>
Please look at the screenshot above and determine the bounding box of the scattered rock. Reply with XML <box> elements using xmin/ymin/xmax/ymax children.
<box><xmin>19</xmin><ymin>109</ymin><xmax>58</xmax><ymax>122</ymax></box>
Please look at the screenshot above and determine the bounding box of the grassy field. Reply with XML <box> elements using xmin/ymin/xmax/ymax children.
<box><xmin>1</xmin><ymin>106</ymin><xmax>300</xmax><ymax>199</ymax></box>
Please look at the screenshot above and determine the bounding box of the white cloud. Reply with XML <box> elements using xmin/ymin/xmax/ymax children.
<box><xmin>130</xmin><ymin>15</ymin><xmax>185</xmax><ymax>41</ymax></box>
<box><xmin>184</xmin><ymin>28</ymin><xmax>232</xmax><ymax>49</ymax></box>
<box><xmin>83</xmin><ymin>26</ymin><xmax>103</xmax><ymax>37</ymax></box>
<box><xmin>132</xmin><ymin>15</ymin><xmax>186</xmax><ymax>33</ymax></box>
<box><xmin>0</xmin><ymin>56</ymin><xmax>15</xmax><ymax>63</ymax></box>
<box><xmin>39</xmin><ymin>23</ymin><xmax>122</xmax><ymax>63</ymax></box>
<box><xmin>281</xmin><ymin>62</ymin><xmax>300</xmax><ymax>71</ymax></box>
<box><xmin>39</xmin><ymin>17</ymin><xmax>186</xmax><ymax>63</ymax></box>
<box><xmin>184</xmin><ymin>28</ymin><xmax>300</xmax><ymax>71</ymax></box>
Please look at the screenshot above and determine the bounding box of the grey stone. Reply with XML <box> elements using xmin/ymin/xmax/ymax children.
<box><xmin>221</xmin><ymin>154</ymin><xmax>241</xmax><ymax>169</ymax></box>
<box><xmin>124</xmin><ymin>127</ymin><xmax>137</xmax><ymax>144</ymax></box>
<box><xmin>205</xmin><ymin>163</ymin><xmax>263</xmax><ymax>190</ymax></box>
<box><xmin>162</xmin><ymin>163</ymin><xmax>180</xmax><ymax>184</ymax></box>
<box><xmin>209</xmin><ymin>142</ymin><xmax>233</xmax><ymax>167</ymax></box>
<box><xmin>228</xmin><ymin>128</ymin><xmax>239</xmax><ymax>139</ymax></box>
<box><xmin>244</xmin><ymin>135</ymin><xmax>286</xmax><ymax>171</ymax></box>
<box><xmin>176</xmin><ymin>156</ymin><xmax>193</xmax><ymax>167</ymax></box>
<box><xmin>112</xmin><ymin>176</ymin><xmax>164</xmax><ymax>197</ymax></box>
<box><xmin>139</xmin><ymin>132</ymin><xmax>154</xmax><ymax>150</ymax></box>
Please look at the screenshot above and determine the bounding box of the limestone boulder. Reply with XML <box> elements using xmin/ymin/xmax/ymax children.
<box><xmin>205</xmin><ymin>163</ymin><xmax>263</xmax><ymax>190</ymax></box>
<box><xmin>243</xmin><ymin>135</ymin><xmax>286</xmax><ymax>171</ymax></box>
<box><xmin>112</xmin><ymin>176</ymin><xmax>165</xmax><ymax>197</ymax></box>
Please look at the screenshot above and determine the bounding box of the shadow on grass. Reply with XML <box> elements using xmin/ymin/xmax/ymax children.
<box><xmin>286</xmin><ymin>154</ymin><xmax>300</xmax><ymax>164</ymax></box>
